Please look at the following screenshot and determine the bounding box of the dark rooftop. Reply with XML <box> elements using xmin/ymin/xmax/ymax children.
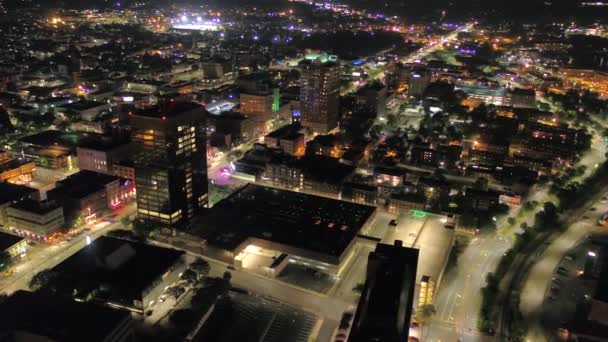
<box><xmin>20</xmin><ymin>130</ymin><xmax>100</xmax><ymax>149</ymax></box>
<box><xmin>0</xmin><ymin>182</ymin><xmax>35</xmax><ymax>204</ymax></box>
<box><xmin>196</xmin><ymin>184</ymin><xmax>375</xmax><ymax>261</ymax></box>
<box><xmin>9</xmin><ymin>199</ymin><xmax>61</xmax><ymax>215</ymax></box>
<box><xmin>61</xmin><ymin>100</ymin><xmax>106</xmax><ymax>111</ymax></box>
<box><xmin>133</xmin><ymin>100</ymin><xmax>204</xmax><ymax>119</ymax></box>
<box><xmin>594</xmin><ymin>250</ymin><xmax>608</xmax><ymax>303</ymax></box>
<box><xmin>51</xmin><ymin>236</ymin><xmax>184</xmax><ymax>306</ymax></box>
<box><xmin>0</xmin><ymin>158</ymin><xmax>33</xmax><ymax>173</ymax></box>
<box><xmin>350</xmin><ymin>241</ymin><xmax>419</xmax><ymax>342</ymax></box>
<box><xmin>0</xmin><ymin>290</ymin><xmax>131</xmax><ymax>342</ymax></box>
<box><xmin>265</xmin><ymin>123</ymin><xmax>303</xmax><ymax>140</ymax></box>
<box><xmin>0</xmin><ymin>231</ymin><xmax>24</xmax><ymax>252</ymax></box>
<box><xmin>294</xmin><ymin>155</ymin><xmax>356</xmax><ymax>185</ymax></box>
<box><xmin>77</xmin><ymin>135</ymin><xmax>131</xmax><ymax>151</ymax></box>
<box><xmin>49</xmin><ymin>170</ymin><xmax>123</xmax><ymax>200</ymax></box>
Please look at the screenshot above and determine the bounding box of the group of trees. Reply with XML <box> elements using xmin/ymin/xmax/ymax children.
<box><xmin>0</xmin><ymin>251</ymin><xmax>12</xmax><ymax>273</ymax></box>
<box><xmin>169</xmin><ymin>268</ymin><xmax>231</xmax><ymax>336</ymax></box>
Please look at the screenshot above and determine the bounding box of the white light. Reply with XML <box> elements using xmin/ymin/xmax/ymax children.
<box><xmin>588</xmin><ymin>251</ymin><xmax>597</xmax><ymax>257</ymax></box>
<box><xmin>181</xmin><ymin>15</ymin><xmax>188</xmax><ymax>22</ymax></box>
<box><xmin>196</xmin><ymin>16</ymin><xmax>202</xmax><ymax>22</ymax></box>
<box><xmin>86</xmin><ymin>235</ymin><xmax>92</xmax><ymax>245</ymax></box>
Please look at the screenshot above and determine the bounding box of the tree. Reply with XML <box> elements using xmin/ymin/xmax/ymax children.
<box><xmin>0</xmin><ymin>251</ymin><xmax>12</xmax><ymax>272</ymax></box>
<box><xmin>190</xmin><ymin>258</ymin><xmax>210</xmax><ymax>276</ymax></box>
<box><xmin>180</xmin><ymin>269</ymin><xmax>199</xmax><ymax>283</ymax></box>
<box><xmin>352</xmin><ymin>283</ymin><xmax>365</xmax><ymax>294</ymax></box>
<box><xmin>507</xmin><ymin>217</ymin><xmax>516</xmax><ymax>226</ymax></box>
<box><xmin>120</xmin><ymin>215</ymin><xmax>132</xmax><ymax>227</ymax></box>
<box><xmin>415</xmin><ymin>304</ymin><xmax>437</xmax><ymax>325</ymax></box>
<box><xmin>169</xmin><ymin>308</ymin><xmax>196</xmax><ymax>330</ymax></box>
<box><xmin>29</xmin><ymin>269</ymin><xmax>58</xmax><ymax>292</ymax></box>
<box><xmin>73</xmin><ymin>215</ymin><xmax>85</xmax><ymax>228</ymax></box>
<box><xmin>132</xmin><ymin>219</ymin><xmax>157</xmax><ymax>239</ymax></box>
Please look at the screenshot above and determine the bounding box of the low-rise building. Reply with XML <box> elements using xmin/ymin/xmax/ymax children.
<box><xmin>48</xmin><ymin>171</ymin><xmax>134</xmax><ymax>225</ymax></box>
<box><xmin>387</xmin><ymin>192</ymin><xmax>426</xmax><ymax>214</ymax></box>
<box><xmin>48</xmin><ymin>236</ymin><xmax>187</xmax><ymax>312</ymax></box>
<box><xmin>7</xmin><ymin>199</ymin><xmax>64</xmax><ymax>242</ymax></box>
<box><xmin>0</xmin><ymin>290</ymin><xmax>135</xmax><ymax>342</ymax></box>
<box><xmin>0</xmin><ymin>231</ymin><xmax>27</xmax><ymax>259</ymax></box>
<box><xmin>0</xmin><ymin>182</ymin><xmax>37</xmax><ymax>228</ymax></box>
<box><xmin>264</xmin><ymin>123</ymin><xmax>305</xmax><ymax>156</ymax></box>
<box><xmin>76</xmin><ymin>138</ymin><xmax>133</xmax><ymax>175</ymax></box>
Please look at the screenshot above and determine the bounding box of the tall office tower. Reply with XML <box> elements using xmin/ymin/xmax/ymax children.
<box><xmin>350</xmin><ymin>240</ymin><xmax>419</xmax><ymax>342</ymax></box>
<box><xmin>131</xmin><ymin>101</ymin><xmax>208</xmax><ymax>227</ymax></box>
<box><xmin>299</xmin><ymin>58</ymin><xmax>340</xmax><ymax>134</ymax></box>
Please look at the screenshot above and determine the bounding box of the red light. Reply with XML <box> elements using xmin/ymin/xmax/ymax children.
<box><xmin>128</xmin><ymin>111</ymin><xmax>133</xmax><ymax>116</ymax></box>
<box><xmin>161</xmin><ymin>116</ymin><xmax>167</xmax><ymax>120</ymax></box>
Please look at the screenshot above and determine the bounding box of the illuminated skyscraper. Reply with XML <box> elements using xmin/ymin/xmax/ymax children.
<box><xmin>300</xmin><ymin>58</ymin><xmax>340</xmax><ymax>134</ymax></box>
<box><xmin>131</xmin><ymin>101</ymin><xmax>208</xmax><ymax>227</ymax></box>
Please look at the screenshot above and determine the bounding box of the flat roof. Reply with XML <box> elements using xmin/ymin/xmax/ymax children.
<box><xmin>595</xmin><ymin>250</ymin><xmax>608</xmax><ymax>302</ymax></box>
<box><xmin>134</xmin><ymin>101</ymin><xmax>203</xmax><ymax>119</ymax></box>
<box><xmin>0</xmin><ymin>182</ymin><xmax>35</xmax><ymax>204</ymax></box>
<box><xmin>196</xmin><ymin>184</ymin><xmax>375</xmax><ymax>259</ymax></box>
<box><xmin>51</xmin><ymin>236</ymin><xmax>184</xmax><ymax>305</ymax></box>
<box><xmin>61</xmin><ymin>100</ymin><xmax>106</xmax><ymax>111</ymax></box>
<box><xmin>455</xmin><ymin>84</ymin><xmax>507</xmax><ymax>97</ymax></box>
<box><xmin>265</xmin><ymin>123</ymin><xmax>303</xmax><ymax>140</ymax></box>
<box><xmin>9</xmin><ymin>199</ymin><xmax>61</xmax><ymax>215</ymax></box>
<box><xmin>0</xmin><ymin>231</ymin><xmax>24</xmax><ymax>251</ymax></box>
<box><xmin>20</xmin><ymin>130</ymin><xmax>100</xmax><ymax>149</ymax></box>
<box><xmin>0</xmin><ymin>290</ymin><xmax>130</xmax><ymax>342</ymax></box>
<box><xmin>350</xmin><ymin>242</ymin><xmax>419</xmax><ymax>342</ymax></box>
<box><xmin>50</xmin><ymin>170</ymin><xmax>124</xmax><ymax>199</ymax></box>
<box><xmin>383</xmin><ymin>212</ymin><xmax>454</xmax><ymax>284</ymax></box>
<box><xmin>0</xmin><ymin>158</ymin><xmax>34</xmax><ymax>173</ymax></box>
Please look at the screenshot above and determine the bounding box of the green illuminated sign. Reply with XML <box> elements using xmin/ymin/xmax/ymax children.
<box><xmin>272</xmin><ymin>88</ymin><xmax>280</xmax><ymax>112</ymax></box>
<box><xmin>409</xmin><ymin>209</ymin><xmax>427</xmax><ymax>218</ymax></box>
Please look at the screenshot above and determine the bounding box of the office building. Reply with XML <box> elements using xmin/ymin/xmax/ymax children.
<box><xmin>76</xmin><ymin>137</ymin><xmax>132</xmax><ymax>176</ymax></box>
<box><xmin>48</xmin><ymin>170</ymin><xmax>134</xmax><ymax>225</ymax></box>
<box><xmin>131</xmin><ymin>101</ymin><xmax>208</xmax><ymax>227</ymax></box>
<box><xmin>6</xmin><ymin>199</ymin><xmax>64</xmax><ymax>242</ymax></box>
<box><xmin>355</xmin><ymin>82</ymin><xmax>387</xmax><ymax>117</ymax></box>
<box><xmin>264</xmin><ymin>123</ymin><xmax>305</xmax><ymax>156</ymax></box>
<box><xmin>0</xmin><ymin>182</ymin><xmax>36</xmax><ymax>228</ymax></box>
<box><xmin>300</xmin><ymin>58</ymin><xmax>340</xmax><ymax>133</ymax></box>
<box><xmin>350</xmin><ymin>241</ymin><xmax>419</xmax><ymax>342</ymax></box>
<box><xmin>408</xmin><ymin>70</ymin><xmax>431</xmax><ymax>98</ymax></box>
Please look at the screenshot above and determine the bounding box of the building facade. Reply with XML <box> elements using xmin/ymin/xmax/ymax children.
<box><xmin>131</xmin><ymin>101</ymin><xmax>208</xmax><ymax>227</ymax></box>
<box><xmin>300</xmin><ymin>59</ymin><xmax>340</xmax><ymax>134</ymax></box>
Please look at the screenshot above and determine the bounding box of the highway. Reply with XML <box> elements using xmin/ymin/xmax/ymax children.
<box><xmin>517</xmin><ymin>182</ymin><xmax>608</xmax><ymax>340</ymax></box>
<box><xmin>425</xmin><ymin>126</ymin><xmax>606</xmax><ymax>342</ymax></box>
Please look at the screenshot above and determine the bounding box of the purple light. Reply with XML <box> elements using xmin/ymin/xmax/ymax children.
<box><xmin>273</xmin><ymin>36</ymin><xmax>278</xmax><ymax>42</ymax></box>
<box><xmin>253</xmin><ymin>35</ymin><xmax>259</xmax><ymax>40</ymax></box>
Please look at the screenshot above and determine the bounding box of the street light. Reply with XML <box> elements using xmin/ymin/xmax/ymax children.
<box><xmin>588</xmin><ymin>251</ymin><xmax>597</xmax><ymax>257</ymax></box>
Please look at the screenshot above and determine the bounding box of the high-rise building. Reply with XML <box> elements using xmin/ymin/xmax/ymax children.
<box><xmin>131</xmin><ymin>101</ymin><xmax>208</xmax><ymax>227</ymax></box>
<box><xmin>349</xmin><ymin>240</ymin><xmax>419</xmax><ymax>342</ymax></box>
<box><xmin>300</xmin><ymin>58</ymin><xmax>340</xmax><ymax>134</ymax></box>
<box><xmin>408</xmin><ymin>70</ymin><xmax>431</xmax><ymax>98</ymax></box>
<box><xmin>355</xmin><ymin>82</ymin><xmax>387</xmax><ymax>117</ymax></box>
